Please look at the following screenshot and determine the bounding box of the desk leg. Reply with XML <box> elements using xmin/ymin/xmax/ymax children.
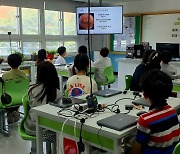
<box><xmin>113</xmin><ymin>139</ymin><xmax>122</xmax><ymax>154</ymax></box>
<box><xmin>36</xmin><ymin>116</ymin><xmax>43</xmax><ymax>154</ymax></box>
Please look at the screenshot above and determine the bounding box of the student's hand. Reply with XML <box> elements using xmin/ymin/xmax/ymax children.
<box><xmin>129</xmin><ymin>141</ymin><xmax>142</xmax><ymax>154</ymax></box>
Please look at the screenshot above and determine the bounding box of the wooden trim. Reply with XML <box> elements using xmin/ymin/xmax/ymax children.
<box><xmin>110</xmin><ymin>51</ymin><xmax>126</xmax><ymax>55</ymax></box>
<box><xmin>124</xmin><ymin>10</ymin><xmax>180</xmax><ymax>16</ymax></box>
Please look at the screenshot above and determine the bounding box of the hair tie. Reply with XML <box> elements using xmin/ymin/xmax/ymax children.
<box><xmin>152</xmin><ymin>53</ymin><xmax>158</xmax><ymax>60</ymax></box>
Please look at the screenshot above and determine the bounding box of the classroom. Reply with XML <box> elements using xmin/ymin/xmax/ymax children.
<box><xmin>0</xmin><ymin>0</ymin><xmax>180</xmax><ymax>154</ymax></box>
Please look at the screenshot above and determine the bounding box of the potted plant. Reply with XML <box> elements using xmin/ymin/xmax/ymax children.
<box><xmin>31</xmin><ymin>52</ymin><xmax>37</xmax><ymax>61</ymax></box>
<box><xmin>47</xmin><ymin>50</ymin><xmax>57</xmax><ymax>60</ymax></box>
<box><xmin>13</xmin><ymin>50</ymin><xmax>24</xmax><ymax>61</ymax></box>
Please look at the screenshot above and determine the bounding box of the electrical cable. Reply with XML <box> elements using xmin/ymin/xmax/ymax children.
<box><xmin>97</xmin><ymin>126</ymin><xmax>103</xmax><ymax>150</ymax></box>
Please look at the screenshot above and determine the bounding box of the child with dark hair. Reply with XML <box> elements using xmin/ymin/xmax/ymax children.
<box><xmin>131</xmin><ymin>50</ymin><xmax>154</xmax><ymax>91</ymax></box>
<box><xmin>3</xmin><ymin>53</ymin><xmax>27</xmax><ymax>124</ymax></box>
<box><xmin>24</xmin><ymin>61</ymin><xmax>61</xmax><ymax>136</ymax></box>
<box><xmin>36</xmin><ymin>49</ymin><xmax>47</xmax><ymax>65</ymax></box>
<box><xmin>78</xmin><ymin>45</ymin><xmax>87</xmax><ymax>54</ymax></box>
<box><xmin>67</xmin><ymin>54</ymin><xmax>97</xmax><ymax>97</ymax></box>
<box><xmin>161</xmin><ymin>51</ymin><xmax>180</xmax><ymax>79</ymax></box>
<box><xmin>55</xmin><ymin>46</ymin><xmax>67</xmax><ymax>65</ymax></box>
<box><xmin>93</xmin><ymin>47</ymin><xmax>112</xmax><ymax>85</ymax></box>
<box><xmin>131</xmin><ymin>70</ymin><xmax>180</xmax><ymax>154</ymax></box>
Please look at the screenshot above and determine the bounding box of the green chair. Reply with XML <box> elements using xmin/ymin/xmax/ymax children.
<box><xmin>97</xmin><ymin>66</ymin><xmax>115</xmax><ymax>89</ymax></box>
<box><xmin>173</xmin><ymin>142</ymin><xmax>180</xmax><ymax>154</ymax></box>
<box><xmin>125</xmin><ymin>75</ymin><xmax>133</xmax><ymax>90</ymax></box>
<box><xmin>18</xmin><ymin>94</ymin><xmax>36</xmax><ymax>154</ymax></box>
<box><xmin>3</xmin><ymin>78</ymin><xmax>30</xmax><ymax>108</ymax></box>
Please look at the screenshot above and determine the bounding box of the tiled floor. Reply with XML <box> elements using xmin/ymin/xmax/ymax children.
<box><xmin>0</xmin><ymin>76</ymin><xmax>119</xmax><ymax>154</ymax></box>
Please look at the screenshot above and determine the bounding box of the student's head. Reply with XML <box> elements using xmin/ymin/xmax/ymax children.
<box><xmin>161</xmin><ymin>51</ymin><xmax>172</xmax><ymax>64</ymax></box>
<box><xmin>148</xmin><ymin>51</ymin><xmax>162</xmax><ymax>70</ymax></box>
<box><xmin>78</xmin><ymin>45</ymin><xmax>87</xmax><ymax>54</ymax></box>
<box><xmin>142</xmin><ymin>50</ymin><xmax>155</xmax><ymax>64</ymax></box>
<box><xmin>57</xmin><ymin>46</ymin><xmax>66</xmax><ymax>57</ymax></box>
<box><xmin>100</xmin><ymin>47</ymin><xmax>109</xmax><ymax>57</ymax></box>
<box><xmin>37</xmin><ymin>49</ymin><xmax>47</xmax><ymax>65</ymax></box>
<box><xmin>36</xmin><ymin>61</ymin><xmax>59</xmax><ymax>102</ymax></box>
<box><xmin>140</xmin><ymin>70</ymin><xmax>172</xmax><ymax>105</ymax></box>
<box><xmin>7</xmin><ymin>53</ymin><xmax>22</xmax><ymax>69</ymax></box>
<box><xmin>74</xmin><ymin>54</ymin><xmax>89</xmax><ymax>72</ymax></box>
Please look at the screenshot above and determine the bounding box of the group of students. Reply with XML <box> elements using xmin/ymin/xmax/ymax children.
<box><xmin>2</xmin><ymin>46</ymin><xmax>180</xmax><ymax>154</ymax></box>
<box><xmin>131</xmin><ymin>50</ymin><xmax>180</xmax><ymax>92</ymax></box>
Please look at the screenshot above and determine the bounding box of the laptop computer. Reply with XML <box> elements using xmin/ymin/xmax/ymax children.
<box><xmin>97</xmin><ymin>113</ymin><xmax>137</xmax><ymax>131</ymax></box>
<box><xmin>93</xmin><ymin>89</ymin><xmax>122</xmax><ymax>97</ymax></box>
<box><xmin>132</xmin><ymin>97</ymin><xmax>150</xmax><ymax>107</ymax></box>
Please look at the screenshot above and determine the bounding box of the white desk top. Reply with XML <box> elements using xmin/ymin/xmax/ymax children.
<box><xmin>32</xmin><ymin>92</ymin><xmax>180</xmax><ymax>139</ymax></box>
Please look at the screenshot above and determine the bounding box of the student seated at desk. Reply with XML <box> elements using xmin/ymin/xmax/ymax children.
<box><xmin>3</xmin><ymin>54</ymin><xmax>27</xmax><ymax>124</ymax></box>
<box><xmin>131</xmin><ymin>70</ymin><xmax>180</xmax><ymax>154</ymax></box>
<box><xmin>67</xmin><ymin>54</ymin><xmax>97</xmax><ymax>97</ymax></box>
<box><xmin>24</xmin><ymin>61</ymin><xmax>61</xmax><ymax>138</ymax></box>
<box><xmin>36</xmin><ymin>49</ymin><xmax>47</xmax><ymax>65</ymax></box>
<box><xmin>55</xmin><ymin>46</ymin><xmax>66</xmax><ymax>65</ymax></box>
<box><xmin>131</xmin><ymin>50</ymin><xmax>153</xmax><ymax>91</ymax></box>
<box><xmin>161</xmin><ymin>51</ymin><xmax>180</xmax><ymax>79</ymax></box>
<box><xmin>93</xmin><ymin>47</ymin><xmax>112</xmax><ymax>89</ymax></box>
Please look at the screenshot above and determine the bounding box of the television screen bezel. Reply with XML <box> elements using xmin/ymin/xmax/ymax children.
<box><xmin>76</xmin><ymin>5</ymin><xmax>123</xmax><ymax>35</ymax></box>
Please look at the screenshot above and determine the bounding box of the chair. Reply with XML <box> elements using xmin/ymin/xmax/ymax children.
<box><xmin>173</xmin><ymin>142</ymin><xmax>180</xmax><ymax>154</ymax></box>
<box><xmin>97</xmin><ymin>66</ymin><xmax>115</xmax><ymax>89</ymax></box>
<box><xmin>3</xmin><ymin>78</ymin><xmax>30</xmax><ymax>108</ymax></box>
<box><xmin>125</xmin><ymin>75</ymin><xmax>133</xmax><ymax>90</ymax></box>
<box><xmin>18</xmin><ymin>94</ymin><xmax>52</xmax><ymax>154</ymax></box>
<box><xmin>18</xmin><ymin>94</ymin><xmax>36</xmax><ymax>154</ymax></box>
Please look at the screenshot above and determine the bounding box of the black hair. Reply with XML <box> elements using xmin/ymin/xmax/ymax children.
<box><xmin>32</xmin><ymin>61</ymin><xmax>60</xmax><ymax>103</ymax></box>
<box><xmin>57</xmin><ymin>46</ymin><xmax>66</xmax><ymax>55</ymax></box>
<box><xmin>36</xmin><ymin>49</ymin><xmax>47</xmax><ymax>65</ymax></box>
<box><xmin>142</xmin><ymin>50</ymin><xmax>155</xmax><ymax>64</ymax></box>
<box><xmin>161</xmin><ymin>50</ymin><xmax>172</xmax><ymax>64</ymax></box>
<box><xmin>8</xmin><ymin>53</ymin><xmax>22</xmax><ymax>68</ymax></box>
<box><xmin>73</xmin><ymin>54</ymin><xmax>89</xmax><ymax>74</ymax></box>
<box><xmin>140</xmin><ymin>69</ymin><xmax>172</xmax><ymax>105</ymax></box>
<box><xmin>146</xmin><ymin>51</ymin><xmax>162</xmax><ymax>70</ymax></box>
<box><xmin>78</xmin><ymin>45</ymin><xmax>87</xmax><ymax>54</ymax></box>
<box><xmin>100</xmin><ymin>47</ymin><xmax>109</xmax><ymax>57</ymax></box>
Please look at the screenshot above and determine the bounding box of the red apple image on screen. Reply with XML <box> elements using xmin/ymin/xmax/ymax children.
<box><xmin>79</xmin><ymin>13</ymin><xmax>94</xmax><ymax>30</ymax></box>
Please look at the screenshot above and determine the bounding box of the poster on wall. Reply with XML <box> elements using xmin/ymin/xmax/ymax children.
<box><xmin>113</xmin><ymin>17</ymin><xmax>135</xmax><ymax>51</ymax></box>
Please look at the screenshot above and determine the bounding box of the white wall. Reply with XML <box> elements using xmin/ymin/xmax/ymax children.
<box><xmin>115</xmin><ymin>0</ymin><xmax>180</xmax><ymax>14</ymax></box>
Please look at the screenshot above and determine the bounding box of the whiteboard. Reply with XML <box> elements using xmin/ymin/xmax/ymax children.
<box><xmin>142</xmin><ymin>14</ymin><xmax>180</xmax><ymax>49</ymax></box>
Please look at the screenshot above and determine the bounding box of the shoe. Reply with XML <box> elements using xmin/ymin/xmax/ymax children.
<box><xmin>7</xmin><ymin>112</ymin><xmax>13</xmax><ymax>124</ymax></box>
<box><xmin>12</xmin><ymin>111</ymin><xmax>20</xmax><ymax>123</ymax></box>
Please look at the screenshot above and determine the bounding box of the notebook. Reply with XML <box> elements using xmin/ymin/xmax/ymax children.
<box><xmin>93</xmin><ymin>89</ymin><xmax>122</xmax><ymax>97</ymax></box>
<box><xmin>97</xmin><ymin>113</ymin><xmax>137</xmax><ymax>131</ymax></box>
<box><xmin>132</xmin><ymin>97</ymin><xmax>150</xmax><ymax>107</ymax></box>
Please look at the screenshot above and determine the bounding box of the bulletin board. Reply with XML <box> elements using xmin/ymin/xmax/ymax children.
<box><xmin>142</xmin><ymin>13</ymin><xmax>180</xmax><ymax>49</ymax></box>
<box><xmin>109</xmin><ymin>16</ymin><xmax>141</xmax><ymax>52</ymax></box>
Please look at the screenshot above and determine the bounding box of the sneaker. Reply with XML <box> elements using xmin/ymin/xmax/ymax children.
<box><xmin>7</xmin><ymin>112</ymin><xmax>13</xmax><ymax>124</ymax></box>
<box><xmin>12</xmin><ymin>111</ymin><xmax>20</xmax><ymax>123</ymax></box>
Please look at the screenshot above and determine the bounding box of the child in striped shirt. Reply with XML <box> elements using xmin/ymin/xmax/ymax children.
<box><xmin>131</xmin><ymin>70</ymin><xmax>180</xmax><ymax>154</ymax></box>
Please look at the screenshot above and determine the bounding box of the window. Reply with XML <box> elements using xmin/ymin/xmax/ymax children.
<box><xmin>23</xmin><ymin>42</ymin><xmax>40</xmax><ymax>54</ymax></box>
<box><xmin>22</xmin><ymin>8</ymin><xmax>40</xmax><ymax>35</ymax></box>
<box><xmin>64</xmin><ymin>41</ymin><xmax>77</xmax><ymax>52</ymax></box>
<box><xmin>45</xmin><ymin>10</ymin><xmax>60</xmax><ymax>35</ymax></box>
<box><xmin>0</xmin><ymin>42</ymin><xmax>20</xmax><ymax>56</ymax></box>
<box><xmin>64</xmin><ymin>12</ymin><xmax>76</xmax><ymax>35</ymax></box>
<box><xmin>0</xmin><ymin>6</ymin><xmax>18</xmax><ymax>34</ymax></box>
<box><xmin>46</xmin><ymin>41</ymin><xmax>63</xmax><ymax>50</ymax></box>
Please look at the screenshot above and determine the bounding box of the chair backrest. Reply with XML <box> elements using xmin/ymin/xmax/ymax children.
<box><xmin>22</xmin><ymin>94</ymin><xmax>30</xmax><ymax>118</ymax></box>
<box><xmin>0</xmin><ymin>82</ymin><xmax>3</xmax><ymax>109</ymax></box>
<box><xmin>125</xmin><ymin>75</ymin><xmax>133</xmax><ymax>90</ymax></box>
<box><xmin>4</xmin><ymin>78</ymin><xmax>30</xmax><ymax>106</ymax></box>
<box><xmin>103</xmin><ymin>66</ymin><xmax>115</xmax><ymax>84</ymax></box>
<box><xmin>173</xmin><ymin>142</ymin><xmax>180</xmax><ymax>154</ymax></box>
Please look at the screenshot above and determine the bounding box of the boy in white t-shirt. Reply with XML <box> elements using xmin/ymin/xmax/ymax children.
<box><xmin>67</xmin><ymin>54</ymin><xmax>97</xmax><ymax>97</ymax></box>
<box><xmin>55</xmin><ymin>46</ymin><xmax>66</xmax><ymax>65</ymax></box>
<box><xmin>94</xmin><ymin>47</ymin><xmax>112</xmax><ymax>85</ymax></box>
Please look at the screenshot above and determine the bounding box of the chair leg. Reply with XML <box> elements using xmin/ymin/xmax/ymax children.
<box><xmin>52</xmin><ymin>142</ymin><xmax>57</xmax><ymax>154</ymax></box>
<box><xmin>46</xmin><ymin>142</ymin><xmax>51</xmax><ymax>154</ymax></box>
<box><xmin>31</xmin><ymin>141</ymin><xmax>37</xmax><ymax>154</ymax></box>
<box><xmin>0</xmin><ymin>109</ymin><xmax>10</xmax><ymax>137</ymax></box>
